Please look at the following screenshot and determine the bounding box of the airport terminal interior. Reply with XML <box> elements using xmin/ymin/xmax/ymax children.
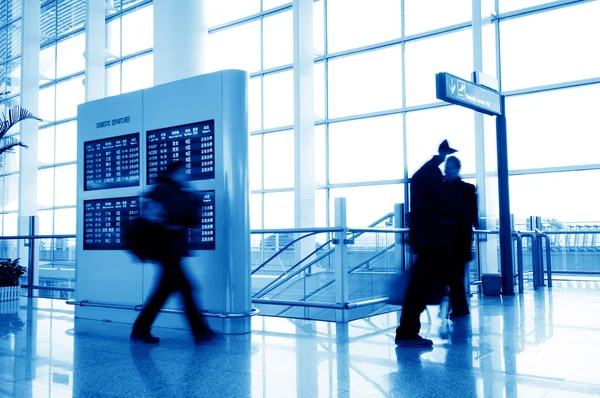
<box><xmin>1</xmin><ymin>0</ymin><xmax>600</xmax><ymax>397</ymax></box>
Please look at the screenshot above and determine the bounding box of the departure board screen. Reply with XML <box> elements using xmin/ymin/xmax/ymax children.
<box><xmin>146</xmin><ymin>120</ymin><xmax>215</xmax><ymax>185</ymax></box>
<box><xmin>188</xmin><ymin>190</ymin><xmax>216</xmax><ymax>250</ymax></box>
<box><xmin>83</xmin><ymin>196</ymin><xmax>140</xmax><ymax>250</ymax></box>
<box><xmin>84</xmin><ymin>133</ymin><xmax>140</xmax><ymax>191</ymax></box>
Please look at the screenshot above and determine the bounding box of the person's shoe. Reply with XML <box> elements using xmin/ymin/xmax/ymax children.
<box><xmin>194</xmin><ymin>329</ymin><xmax>216</xmax><ymax>345</ymax></box>
<box><xmin>394</xmin><ymin>335</ymin><xmax>433</xmax><ymax>347</ymax></box>
<box><xmin>130</xmin><ymin>331</ymin><xmax>160</xmax><ymax>344</ymax></box>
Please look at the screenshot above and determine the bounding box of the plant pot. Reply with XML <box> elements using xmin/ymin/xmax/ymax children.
<box><xmin>0</xmin><ymin>286</ymin><xmax>20</xmax><ymax>302</ymax></box>
<box><xmin>0</xmin><ymin>299</ymin><xmax>19</xmax><ymax>315</ymax></box>
<box><xmin>481</xmin><ymin>274</ymin><xmax>502</xmax><ymax>296</ymax></box>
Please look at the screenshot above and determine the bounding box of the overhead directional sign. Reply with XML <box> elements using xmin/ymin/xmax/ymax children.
<box><xmin>436</xmin><ymin>72</ymin><xmax>503</xmax><ymax>116</ymax></box>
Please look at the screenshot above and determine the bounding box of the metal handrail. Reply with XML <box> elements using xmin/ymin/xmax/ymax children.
<box><xmin>273</xmin><ymin>242</ymin><xmax>397</xmax><ymax>317</ymax></box>
<box><xmin>67</xmin><ymin>300</ymin><xmax>260</xmax><ymax>318</ymax></box>
<box><xmin>253</xmin><ymin>296</ymin><xmax>389</xmax><ymax>310</ymax></box>
<box><xmin>251</xmin><ymin>231</ymin><xmax>321</xmax><ymax>276</ymax></box>
<box><xmin>0</xmin><ymin>234</ymin><xmax>76</xmax><ymax>240</ymax></box>
<box><xmin>252</xmin><ymin>248</ymin><xmax>334</xmax><ymax>299</ymax></box>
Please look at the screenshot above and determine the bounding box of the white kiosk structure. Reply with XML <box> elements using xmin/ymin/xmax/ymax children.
<box><xmin>72</xmin><ymin>70</ymin><xmax>252</xmax><ymax>334</ymax></box>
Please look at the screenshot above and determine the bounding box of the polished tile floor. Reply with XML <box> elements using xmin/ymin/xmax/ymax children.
<box><xmin>1</xmin><ymin>287</ymin><xmax>600</xmax><ymax>397</ymax></box>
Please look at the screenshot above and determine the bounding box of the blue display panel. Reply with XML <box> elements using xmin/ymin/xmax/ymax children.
<box><xmin>188</xmin><ymin>190</ymin><xmax>216</xmax><ymax>250</ymax></box>
<box><xmin>84</xmin><ymin>133</ymin><xmax>140</xmax><ymax>191</ymax></box>
<box><xmin>146</xmin><ymin>120</ymin><xmax>215</xmax><ymax>185</ymax></box>
<box><xmin>84</xmin><ymin>196</ymin><xmax>140</xmax><ymax>250</ymax></box>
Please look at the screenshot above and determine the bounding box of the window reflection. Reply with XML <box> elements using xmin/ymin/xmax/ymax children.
<box><xmin>2</xmin><ymin>134</ymin><xmax>19</xmax><ymax>173</ymax></box>
<box><xmin>509</xmin><ymin>170</ymin><xmax>600</xmax><ymax>223</ymax></box>
<box><xmin>38</xmin><ymin>126</ymin><xmax>55</xmax><ymax>166</ymax></box>
<box><xmin>106</xmin><ymin>18</ymin><xmax>121</xmax><ymax>58</ymax></box>
<box><xmin>3</xmin><ymin>172</ymin><xmax>17</xmax><ymax>211</ymax></box>
<box><xmin>56</xmin><ymin>33</ymin><xmax>85</xmax><ymax>78</ymax></box>
<box><xmin>54</xmin><ymin>165</ymin><xmax>76</xmax><ymax>207</ymax></box>
<box><xmin>404</xmin><ymin>29</ymin><xmax>472</xmax><ymax>106</ymax></box>
<box><xmin>499</xmin><ymin>0</ymin><xmax>555</xmax><ymax>13</ymax></box>
<box><xmin>314</xmin><ymin>124</ymin><xmax>326</xmax><ymax>185</ymax></box>
<box><xmin>263</xmin><ymin>130</ymin><xmax>293</xmax><ymax>189</ymax></box>
<box><xmin>121</xmin><ymin>53</ymin><xmax>153</xmax><ymax>93</ymax></box>
<box><xmin>3</xmin><ymin>212</ymin><xmax>17</xmax><ymax>236</ymax></box>
<box><xmin>405</xmin><ymin>106</ymin><xmax>475</xmax><ymax>176</ymax></box>
<box><xmin>37</xmin><ymin>209</ymin><xmax>53</xmax><ymax>235</ymax></box>
<box><xmin>506</xmin><ymin>85</ymin><xmax>600</xmax><ymax>170</ymax></box>
<box><xmin>404</xmin><ymin>0</ymin><xmax>471</xmax><ymax>36</ymax></box>
<box><xmin>329</xmin><ymin>184</ymin><xmax>403</xmax><ymax>227</ymax></box>
<box><xmin>248</xmin><ymin>76</ymin><xmax>261</xmax><ymax>132</ymax></box>
<box><xmin>205</xmin><ymin>0</ymin><xmax>260</xmax><ymax>28</ymax></box>
<box><xmin>499</xmin><ymin>2</ymin><xmax>600</xmax><ymax>90</ymax></box>
<box><xmin>263</xmin><ymin>0</ymin><xmax>290</xmax><ymax>10</ymax></box>
<box><xmin>315</xmin><ymin>188</ymin><xmax>327</xmax><ymax>227</ymax></box>
<box><xmin>327</xmin><ymin>0</ymin><xmax>401</xmax><ymax>53</ymax></box>
<box><xmin>122</xmin><ymin>5</ymin><xmax>153</xmax><ymax>56</ymax></box>
<box><xmin>55</xmin><ymin>122</ymin><xmax>77</xmax><ymax>164</ymax></box>
<box><xmin>38</xmin><ymin>168</ymin><xmax>54</xmax><ymax>208</ymax></box>
<box><xmin>207</xmin><ymin>20</ymin><xmax>261</xmax><ymax>73</ymax></box>
<box><xmin>328</xmin><ymin>46</ymin><xmax>402</xmax><ymax>118</ymax></box>
<box><xmin>249</xmin><ymin>134</ymin><xmax>262</xmax><ymax>191</ymax></box>
<box><xmin>5</xmin><ymin>58</ymin><xmax>19</xmax><ymax>95</ymax></box>
<box><xmin>39</xmin><ymin>45</ymin><xmax>56</xmax><ymax>83</ymax></box>
<box><xmin>250</xmin><ymin>193</ymin><xmax>262</xmax><ymax>230</ymax></box>
<box><xmin>38</xmin><ymin>85</ymin><xmax>56</xmax><ymax>123</ymax></box>
<box><xmin>313</xmin><ymin>62</ymin><xmax>325</xmax><ymax>121</ymax></box>
<box><xmin>264</xmin><ymin>191</ymin><xmax>294</xmax><ymax>228</ymax></box>
<box><xmin>105</xmin><ymin>63</ymin><xmax>121</xmax><ymax>97</ymax></box>
<box><xmin>263</xmin><ymin>10</ymin><xmax>292</xmax><ymax>69</ymax></box>
<box><xmin>263</xmin><ymin>70</ymin><xmax>293</xmax><ymax>129</ymax></box>
<box><xmin>55</xmin><ymin>76</ymin><xmax>84</xmax><ymax>120</ymax></box>
<box><xmin>313</xmin><ymin>0</ymin><xmax>324</xmax><ymax>57</ymax></box>
<box><xmin>54</xmin><ymin>208</ymin><xmax>76</xmax><ymax>235</ymax></box>
<box><xmin>329</xmin><ymin>115</ymin><xmax>403</xmax><ymax>184</ymax></box>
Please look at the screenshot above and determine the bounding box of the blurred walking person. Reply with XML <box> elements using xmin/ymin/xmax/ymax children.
<box><xmin>129</xmin><ymin>161</ymin><xmax>215</xmax><ymax>344</ymax></box>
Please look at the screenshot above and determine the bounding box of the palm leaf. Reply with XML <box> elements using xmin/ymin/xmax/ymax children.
<box><xmin>0</xmin><ymin>106</ymin><xmax>42</xmax><ymax>140</ymax></box>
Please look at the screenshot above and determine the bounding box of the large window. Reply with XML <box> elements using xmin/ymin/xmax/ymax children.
<box><xmin>105</xmin><ymin>3</ymin><xmax>154</xmax><ymax>97</ymax></box>
<box><xmin>499</xmin><ymin>2</ymin><xmax>600</xmax><ymax>91</ymax></box>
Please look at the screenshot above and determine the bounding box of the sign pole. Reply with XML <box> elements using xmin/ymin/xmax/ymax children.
<box><xmin>436</xmin><ymin>71</ymin><xmax>515</xmax><ymax>296</ymax></box>
<box><xmin>495</xmin><ymin>95</ymin><xmax>515</xmax><ymax>296</ymax></box>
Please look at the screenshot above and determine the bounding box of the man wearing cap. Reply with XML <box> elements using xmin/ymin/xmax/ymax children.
<box><xmin>395</xmin><ymin>139</ymin><xmax>457</xmax><ymax>347</ymax></box>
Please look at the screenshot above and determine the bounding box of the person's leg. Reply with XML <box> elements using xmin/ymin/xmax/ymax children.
<box><xmin>131</xmin><ymin>265</ymin><xmax>176</xmax><ymax>342</ymax></box>
<box><xmin>449</xmin><ymin>259</ymin><xmax>470</xmax><ymax>317</ymax></box>
<box><xmin>172</xmin><ymin>262</ymin><xmax>214</xmax><ymax>341</ymax></box>
<box><xmin>395</xmin><ymin>254</ymin><xmax>434</xmax><ymax>346</ymax></box>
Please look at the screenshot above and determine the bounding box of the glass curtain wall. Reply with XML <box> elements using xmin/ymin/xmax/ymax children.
<box><xmin>105</xmin><ymin>0</ymin><xmax>154</xmax><ymax>97</ymax></box>
<box><xmin>0</xmin><ymin>0</ymin><xmax>21</xmax><ymax>253</ymax></box>
<box><xmin>206</xmin><ymin>1</ymin><xmax>295</xmax><ymax>233</ymax></box>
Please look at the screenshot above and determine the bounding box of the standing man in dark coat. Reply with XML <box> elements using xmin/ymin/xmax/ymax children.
<box><xmin>443</xmin><ymin>155</ymin><xmax>478</xmax><ymax>318</ymax></box>
<box><xmin>395</xmin><ymin>139</ymin><xmax>457</xmax><ymax>347</ymax></box>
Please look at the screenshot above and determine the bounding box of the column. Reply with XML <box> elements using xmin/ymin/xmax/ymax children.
<box><xmin>85</xmin><ymin>0</ymin><xmax>107</xmax><ymax>101</ymax></box>
<box><xmin>472</xmin><ymin>0</ymin><xmax>499</xmax><ymax>274</ymax></box>
<box><xmin>293</xmin><ymin>0</ymin><xmax>316</xmax><ymax>265</ymax></box>
<box><xmin>18</xmin><ymin>0</ymin><xmax>41</xmax><ymax>291</ymax></box>
<box><xmin>153</xmin><ymin>0</ymin><xmax>207</xmax><ymax>85</ymax></box>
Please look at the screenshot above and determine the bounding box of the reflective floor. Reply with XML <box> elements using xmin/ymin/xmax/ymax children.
<box><xmin>1</xmin><ymin>288</ymin><xmax>600</xmax><ymax>397</ymax></box>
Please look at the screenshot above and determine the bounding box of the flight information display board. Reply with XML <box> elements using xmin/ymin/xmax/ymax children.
<box><xmin>146</xmin><ymin>120</ymin><xmax>215</xmax><ymax>185</ymax></box>
<box><xmin>188</xmin><ymin>190</ymin><xmax>216</xmax><ymax>250</ymax></box>
<box><xmin>84</xmin><ymin>133</ymin><xmax>140</xmax><ymax>191</ymax></box>
<box><xmin>83</xmin><ymin>196</ymin><xmax>140</xmax><ymax>250</ymax></box>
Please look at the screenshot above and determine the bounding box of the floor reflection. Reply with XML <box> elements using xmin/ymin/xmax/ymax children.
<box><xmin>1</xmin><ymin>288</ymin><xmax>600</xmax><ymax>397</ymax></box>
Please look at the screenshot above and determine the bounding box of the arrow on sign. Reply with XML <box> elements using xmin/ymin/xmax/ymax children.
<box><xmin>449</xmin><ymin>79</ymin><xmax>456</xmax><ymax>94</ymax></box>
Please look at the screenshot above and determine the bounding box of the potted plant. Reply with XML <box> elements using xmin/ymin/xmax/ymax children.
<box><xmin>0</xmin><ymin>258</ymin><xmax>25</xmax><ymax>301</ymax></box>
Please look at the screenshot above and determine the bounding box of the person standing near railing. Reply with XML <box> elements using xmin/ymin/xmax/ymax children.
<box><xmin>442</xmin><ymin>155</ymin><xmax>478</xmax><ymax>319</ymax></box>
<box><xmin>395</xmin><ymin>140</ymin><xmax>457</xmax><ymax>348</ymax></box>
